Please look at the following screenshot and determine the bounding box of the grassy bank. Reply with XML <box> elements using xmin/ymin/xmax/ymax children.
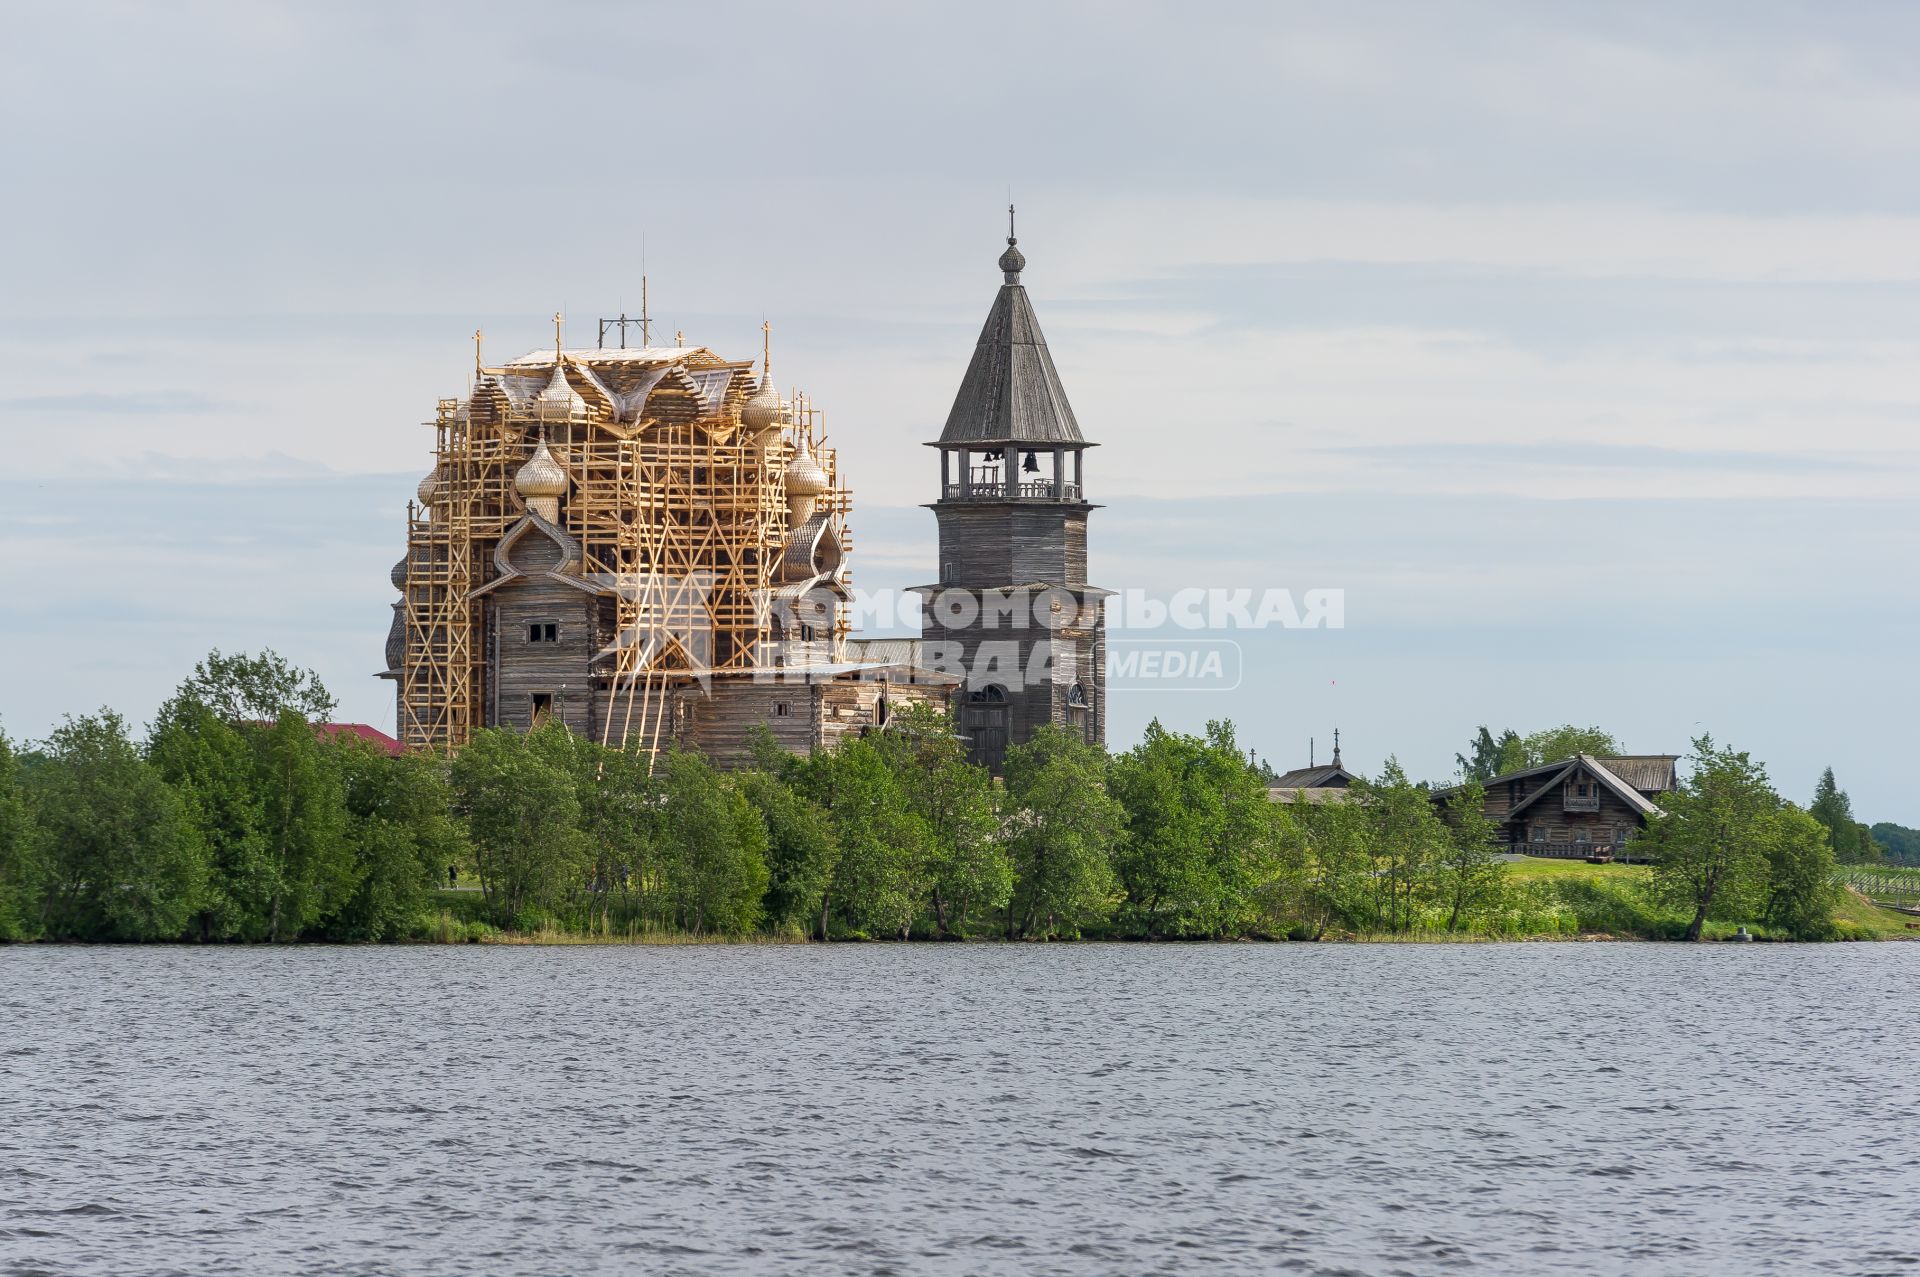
<box><xmin>418</xmin><ymin>861</ymin><xmax>1920</xmax><ymax>945</ymax></box>
<box><xmin>1485</xmin><ymin>858</ymin><xmax>1920</xmax><ymax>942</ymax></box>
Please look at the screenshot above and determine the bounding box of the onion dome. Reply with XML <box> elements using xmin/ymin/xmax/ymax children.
<box><xmin>785</xmin><ymin>435</ymin><xmax>828</xmax><ymax>497</ymax></box>
<box><xmin>516</xmin><ymin>436</ymin><xmax>568</xmax><ymax>500</ymax></box>
<box><xmin>998</xmin><ymin>238</ymin><xmax>1025</xmax><ymax>282</ymax></box>
<box><xmin>416</xmin><ymin>465</ymin><xmax>443</xmax><ymax>506</ymax></box>
<box><xmin>534</xmin><ymin>361</ymin><xmax>586</xmax><ymax>420</ymax></box>
<box><xmin>785</xmin><ymin>434</ymin><xmax>829</xmax><ymax>527</ymax></box>
<box><xmin>390</xmin><ymin>556</ymin><xmax>409</xmax><ymax>591</ymax></box>
<box><xmin>740</xmin><ymin>372</ymin><xmax>783</xmax><ymax>440</ymax></box>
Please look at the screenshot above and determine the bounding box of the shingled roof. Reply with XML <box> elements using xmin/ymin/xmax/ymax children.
<box><xmin>937</xmin><ymin>227</ymin><xmax>1086</xmax><ymax>448</ymax></box>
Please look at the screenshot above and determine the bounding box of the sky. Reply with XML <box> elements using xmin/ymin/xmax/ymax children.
<box><xmin>1</xmin><ymin>0</ymin><xmax>1915</xmax><ymax>819</ymax></box>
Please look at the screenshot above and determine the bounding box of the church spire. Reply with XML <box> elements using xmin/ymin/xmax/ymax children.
<box><xmin>999</xmin><ymin>204</ymin><xmax>1025</xmax><ymax>283</ymax></box>
<box><xmin>937</xmin><ymin>215</ymin><xmax>1082</xmax><ymax>448</ymax></box>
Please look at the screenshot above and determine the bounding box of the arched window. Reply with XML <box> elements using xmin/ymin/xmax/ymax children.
<box><xmin>969</xmin><ymin>684</ymin><xmax>1007</xmax><ymax>703</ymax></box>
<box><xmin>1066</xmin><ymin>683</ymin><xmax>1087</xmax><ymax>707</ymax></box>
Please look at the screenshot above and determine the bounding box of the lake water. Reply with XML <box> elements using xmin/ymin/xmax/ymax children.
<box><xmin>2</xmin><ymin>943</ymin><xmax>1916</xmax><ymax>1276</ymax></box>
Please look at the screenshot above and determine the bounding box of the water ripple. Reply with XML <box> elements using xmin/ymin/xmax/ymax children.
<box><xmin>1</xmin><ymin>944</ymin><xmax>1916</xmax><ymax>1275</ymax></box>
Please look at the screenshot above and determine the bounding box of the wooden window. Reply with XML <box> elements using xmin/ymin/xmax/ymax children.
<box><xmin>528</xmin><ymin>622</ymin><xmax>558</xmax><ymax>643</ymax></box>
<box><xmin>1531</xmin><ymin>826</ymin><xmax>1546</xmax><ymax>843</ymax></box>
<box><xmin>531</xmin><ymin>692</ymin><xmax>553</xmax><ymax>726</ymax></box>
<box><xmin>774</xmin><ymin>702</ymin><xmax>790</xmax><ymax>718</ymax></box>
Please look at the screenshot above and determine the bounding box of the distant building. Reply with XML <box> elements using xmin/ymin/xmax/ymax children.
<box><xmin>1267</xmin><ymin>732</ymin><xmax>1360</xmax><ymax>804</ymax></box>
<box><xmin>1436</xmin><ymin>754</ymin><xmax>1678</xmax><ymax>856</ymax></box>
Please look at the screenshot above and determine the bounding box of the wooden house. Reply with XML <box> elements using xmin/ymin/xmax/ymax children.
<box><xmin>1435</xmin><ymin>754</ymin><xmax>1678</xmax><ymax>857</ymax></box>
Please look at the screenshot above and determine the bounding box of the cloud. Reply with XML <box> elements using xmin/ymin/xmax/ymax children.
<box><xmin>1310</xmin><ymin>441</ymin><xmax>1883</xmax><ymax>475</ymax></box>
<box><xmin>0</xmin><ymin>390</ymin><xmax>238</xmax><ymax>414</ymax></box>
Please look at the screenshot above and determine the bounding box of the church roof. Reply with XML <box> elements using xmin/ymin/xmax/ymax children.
<box><xmin>937</xmin><ymin>227</ymin><xmax>1086</xmax><ymax>448</ymax></box>
<box><xmin>1270</xmin><ymin>762</ymin><xmax>1357</xmax><ymax>790</ymax></box>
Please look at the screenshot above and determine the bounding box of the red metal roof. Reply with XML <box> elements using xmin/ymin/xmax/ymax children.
<box><xmin>317</xmin><ymin>723</ymin><xmax>403</xmax><ymax>755</ymax></box>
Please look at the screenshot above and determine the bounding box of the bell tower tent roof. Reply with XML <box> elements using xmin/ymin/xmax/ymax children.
<box><xmin>936</xmin><ymin>211</ymin><xmax>1087</xmax><ymax>449</ymax></box>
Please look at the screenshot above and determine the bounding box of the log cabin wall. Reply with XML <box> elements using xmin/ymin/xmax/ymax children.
<box><xmin>1509</xmin><ymin>786</ymin><xmax>1650</xmax><ymax>848</ymax></box>
<box><xmin>669</xmin><ymin>678</ymin><xmax>955</xmax><ymax>767</ymax></box>
<box><xmin>489</xmin><ymin>581</ymin><xmax>601</xmax><ymax>737</ymax></box>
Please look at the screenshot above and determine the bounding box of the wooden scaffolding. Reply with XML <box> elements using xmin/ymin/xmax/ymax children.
<box><xmin>396</xmin><ymin>328</ymin><xmax>851</xmax><ymax>756</ymax></box>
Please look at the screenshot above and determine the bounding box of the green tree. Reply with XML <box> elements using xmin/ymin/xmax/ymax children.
<box><xmin>1002</xmin><ymin>725</ymin><xmax>1122</xmax><ymax>939</ymax></box>
<box><xmin>328</xmin><ymin>740</ymin><xmax>462</xmax><ymax>941</ymax></box>
<box><xmin>1457</xmin><ymin>726</ymin><xmax>1528</xmax><ymax>782</ymax></box>
<box><xmin>872</xmin><ymin>704</ymin><xmax>1008</xmax><ymax>938</ymax></box>
<box><xmin>1108</xmin><ymin>720</ymin><xmax>1278</xmax><ymax>937</ymax></box>
<box><xmin>1643</xmin><ymin>735</ymin><xmax>1776</xmax><ymax>941</ymax></box>
<box><xmin>28</xmin><ymin>711</ymin><xmax>206</xmax><ymax>940</ymax></box>
<box><xmin>1352</xmin><ymin>758</ymin><xmax>1449</xmax><ymax>933</ymax></box>
<box><xmin>739</xmin><ymin>766</ymin><xmax>837</xmax><ymax>937</ymax></box>
<box><xmin>1760</xmin><ymin>805</ymin><xmax>1839</xmax><ymax>940</ymax></box>
<box><xmin>174</xmin><ymin>648</ymin><xmax>337</xmax><ymax>723</ymax></box>
<box><xmin>148</xmin><ymin>697</ymin><xmax>269</xmax><ymax>939</ymax></box>
<box><xmin>1291</xmin><ymin>792</ymin><xmax>1375</xmax><ymax>937</ymax></box>
<box><xmin>1808</xmin><ymin>768</ymin><xmax>1874</xmax><ymax>865</ymax></box>
<box><xmin>0</xmin><ymin>728</ymin><xmax>42</xmax><ymax>941</ymax></box>
<box><xmin>1433</xmin><ymin>781</ymin><xmax>1507</xmax><ymax>932</ymax></box>
<box><xmin>798</xmin><ymin>737</ymin><xmax>927</xmax><ymax>939</ymax></box>
<box><xmin>450</xmin><ymin>723</ymin><xmax>585</xmax><ymax>925</ymax></box>
<box><xmin>580</xmin><ymin>743</ymin><xmax>662</xmax><ymax>932</ymax></box>
<box><xmin>523</xmin><ymin>725</ymin><xmax>658</xmax><ymax>931</ymax></box>
<box><xmin>251</xmin><ymin>712</ymin><xmax>354</xmax><ymax>941</ymax></box>
<box><xmin>655</xmin><ymin>750</ymin><xmax>768</xmax><ymax>935</ymax></box>
<box><xmin>1522</xmin><ymin>724</ymin><xmax>1621</xmax><ymax>768</ymax></box>
<box><xmin>1870</xmin><ymin>822</ymin><xmax>1919</xmax><ymax>866</ymax></box>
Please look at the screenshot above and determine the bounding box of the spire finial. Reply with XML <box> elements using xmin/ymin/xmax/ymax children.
<box><xmin>474</xmin><ymin>328</ymin><xmax>483</xmax><ymax>375</ymax></box>
<box><xmin>997</xmin><ymin>208</ymin><xmax>1027</xmax><ymax>282</ymax></box>
<box><xmin>761</xmin><ymin>319</ymin><xmax>771</xmax><ymax>380</ymax></box>
<box><xmin>1332</xmin><ymin>728</ymin><xmax>1342</xmax><ymax>767</ymax></box>
<box><xmin>553</xmin><ymin>310</ymin><xmax>563</xmax><ymax>359</ymax></box>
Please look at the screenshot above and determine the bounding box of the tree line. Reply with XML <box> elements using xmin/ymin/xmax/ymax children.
<box><xmin>0</xmin><ymin>651</ymin><xmax>1878</xmax><ymax>944</ymax></box>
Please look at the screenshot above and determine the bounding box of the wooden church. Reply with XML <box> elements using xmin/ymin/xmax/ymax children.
<box><xmin>384</xmin><ymin>219</ymin><xmax>1106</xmax><ymax>771</ymax></box>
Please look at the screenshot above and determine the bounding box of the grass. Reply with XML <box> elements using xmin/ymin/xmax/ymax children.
<box><xmin>1831</xmin><ymin>889</ymin><xmax>1920</xmax><ymax>940</ymax></box>
<box><xmin>410</xmin><ymin>867</ymin><xmax>1920</xmax><ymax>946</ymax></box>
<box><xmin>418</xmin><ymin>890</ymin><xmax>805</xmax><ymax>946</ymax></box>
<box><xmin>1504</xmin><ymin>857</ymin><xmax>1649</xmax><ymax>883</ymax></box>
<box><xmin>1504</xmin><ymin>856</ymin><xmax>1920</xmax><ymax>941</ymax></box>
